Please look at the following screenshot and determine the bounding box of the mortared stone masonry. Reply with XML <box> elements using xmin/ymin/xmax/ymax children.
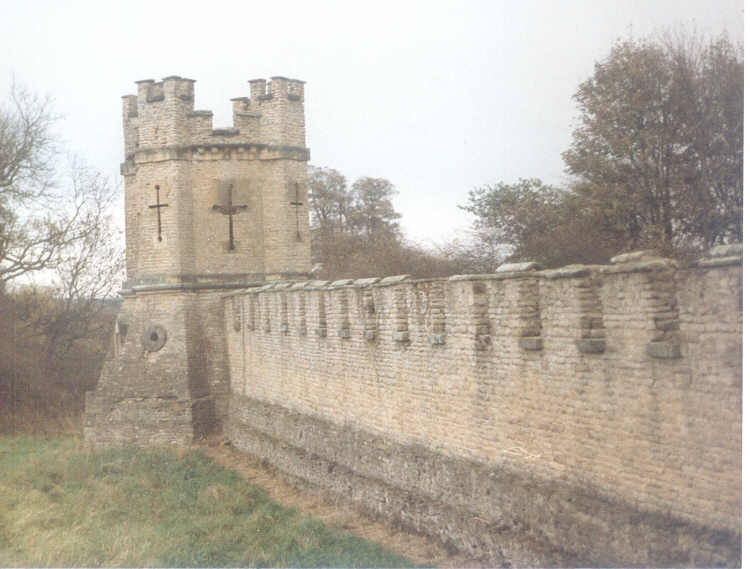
<box><xmin>85</xmin><ymin>77</ymin><xmax>741</xmax><ymax>567</ymax></box>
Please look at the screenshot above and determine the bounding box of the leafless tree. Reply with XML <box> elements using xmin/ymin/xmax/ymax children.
<box><xmin>0</xmin><ymin>83</ymin><xmax>109</xmax><ymax>284</ymax></box>
<box><xmin>0</xmin><ymin>83</ymin><xmax>124</xmax><ymax>377</ymax></box>
<box><xmin>42</xmin><ymin>161</ymin><xmax>123</xmax><ymax>364</ymax></box>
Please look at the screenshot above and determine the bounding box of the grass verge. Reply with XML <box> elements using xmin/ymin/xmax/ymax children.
<box><xmin>0</xmin><ymin>436</ymin><xmax>414</xmax><ymax>567</ymax></box>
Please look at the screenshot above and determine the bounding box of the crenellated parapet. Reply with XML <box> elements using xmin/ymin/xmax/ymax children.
<box><xmin>226</xmin><ymin>247</ymin><xmax>740</xmax><ymax>360</ymax></box>
<box><xmin>122</xmin><ymin>75</ymin><xmax>307</xmax><ymax>164</ymax></box>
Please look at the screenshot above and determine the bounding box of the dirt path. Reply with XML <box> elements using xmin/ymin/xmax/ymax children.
<box><xmin>201</xmin><ymin>442</ymin><xmax>484</xmax><ymax>568</ymax></box>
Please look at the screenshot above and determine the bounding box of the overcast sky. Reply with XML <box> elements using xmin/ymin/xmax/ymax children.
<box><xmin>0</xmin><ymin>0</ymin><xmax>743</xmax><ymax>246</ymax></box>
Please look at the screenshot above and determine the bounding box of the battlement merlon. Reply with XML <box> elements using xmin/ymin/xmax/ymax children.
<box><xmin>135</xmin><ymin>76</ymin><xmax>196</xmax><ymax>104</ymax></box>
<box><xmin>122</xmin><ymin>76</ymin><xmax>307</xmax><ymax>158</ymax></box>
<box><xmin>248</xmin><ymin>77</ymin><xmax>305</xmax><ymax>102</ymax></box>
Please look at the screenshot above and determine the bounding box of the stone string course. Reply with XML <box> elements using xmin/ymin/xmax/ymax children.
<box><xmin>223</xmin><ymin>251</ymin><xmax>741</xmax><ymax>566</ymax></box>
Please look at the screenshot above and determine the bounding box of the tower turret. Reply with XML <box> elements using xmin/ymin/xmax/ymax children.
<box><xmin>120</xmin><ymin>75</ymin><xmax>310</xmax><ymax>286</ymax></box>
<box><xmin>85</xmin><ymin>75</ymin><xmax>311</xmax><ymax>447</ymax></box>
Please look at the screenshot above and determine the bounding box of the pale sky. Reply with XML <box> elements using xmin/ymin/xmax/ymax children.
<box><xmin>0</xmin><ymin>0</ymin><xmax>743</xmax><ymax>246</ymax></box>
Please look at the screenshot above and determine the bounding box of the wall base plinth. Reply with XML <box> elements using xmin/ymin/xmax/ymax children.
<box><xmin>228</xmin><ymin>395</ymin><xmax>740</xmax><ymax>568</ymax></box>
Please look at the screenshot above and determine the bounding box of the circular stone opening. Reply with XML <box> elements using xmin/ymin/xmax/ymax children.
<box><xmin>142</xmin><ymin>324</ymin><xmax>168</xmax><ymax>352</ymax></box>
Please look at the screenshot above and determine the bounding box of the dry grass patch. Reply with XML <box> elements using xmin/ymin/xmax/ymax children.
<box><xmin>0</xmin><ymin>436</ymin><xmax>415</xmax><ymax>567</ymax></box>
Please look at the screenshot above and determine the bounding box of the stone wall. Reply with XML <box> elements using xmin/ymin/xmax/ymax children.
<box><xmin>223</xmin><ymin>249</ymin><xmax>741</xmax><ymax>566</ymax></box>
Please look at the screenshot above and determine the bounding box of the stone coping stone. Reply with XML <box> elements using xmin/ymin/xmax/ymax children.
<box><xmin>303</xmin><ymin>280</ymin><xmax>331</xmax><ymax>290</ymax></box>
<box><xmin>376</xmin><ymin>274</ymin><xmax>412</xmax><ymax>286</ymax></box>
<box><xmin>329</xmin><ymin>279</ymin><xmax>354</xmax><ymax>288</ymax></box>
<box><xmin>221</xmin><ymin>283</ymin><xmax>266</xmax><ymax>298</ymax></box>
<box><xmin>541</xmin><ymin>265</ymin><xmax>593</xmax><ymax>280</ymax></box>
<box><xmin>610</xmin><ymin>250</ymin><xmax>661</xmax><ymax>264</ymax></box>
<box><xmin>600</xmin><ymin>259</ymin><xmax>678</xmax><ymax>274</ymax></box>
<box><xmin>697</xmin><ymin>243</ymin><xmax>742</xmax><ymax>268</ymax></box>
<box><xmin>496</xmin><ymin>261</ymin><xmax>542</xmax><ymax>273</ymax></box>
<box><xmin>447</xmin><ymin>273</ymin><xmax>496</xmax><ymax>282</ymax></box>
<box><xmin>707</xmin><ymin>243</ymin><xmax>742</xmax><ymax>258</ymax></box>
<box><xmin>448</xmin><ymin>271</ymin><xmax>541</xmax><ymax>282</ymax></box>
<box><xmin>353</xmin><ymin>277</ymin><xmax>381</xmax><ymax>287</ymax></box>
<box><xmin>697</xmin><ymin>256</ymin><xmax>742</xmax><ymax>268</ymax></box>
<box><xmin>409</xmin><ymin>277</ymin><xmax>448</xmax><ymax>284</ymax></box>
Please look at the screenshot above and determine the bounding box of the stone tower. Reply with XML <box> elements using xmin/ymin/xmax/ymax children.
<box><xmin>84</xmin><ymin>76</ymin><xmax>311</xmax><ymax>445</ymax></box>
